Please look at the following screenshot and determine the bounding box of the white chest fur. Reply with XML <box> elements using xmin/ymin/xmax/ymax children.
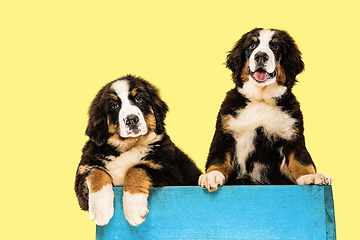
<box><xmin>227</xmin><ymin>101</ymin><xmax>297</xmax><ymax>178</ymax></box>
<box><xmin>105</xmin><ymin>145</ymin><xmax>152</xmax><ymax>186</ymax></box>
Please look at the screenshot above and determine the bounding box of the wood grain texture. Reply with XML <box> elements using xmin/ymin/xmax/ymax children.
<box><xmin>96</xmin><ymin>186</ymin><xmax>336</xmax><ymax>239</ymax></box>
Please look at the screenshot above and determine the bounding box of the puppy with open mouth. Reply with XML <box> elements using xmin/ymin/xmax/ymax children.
<box><xmin>199</xmin><ymin>28</ymin><xmax>332</xmax><ymax>191</ymax></box>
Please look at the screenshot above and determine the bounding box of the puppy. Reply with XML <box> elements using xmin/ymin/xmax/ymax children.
<box><xmin>199</xmin><ymin>28</ymin><xmax>332</xmax><ymax>192</ymax></box>
<box><xmin>75</xmin><ymin>75</ymin><xmax>201</xmax><ymax>225</ymax></box>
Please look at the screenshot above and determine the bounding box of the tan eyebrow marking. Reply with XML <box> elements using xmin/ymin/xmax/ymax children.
<box><xmin>131</xmin><ymin>89</ymin><xmax>137</xmax><ymax>97</ymax></box>
<box><xmin>110</xmin><ymin>93</ymin><xmax>118</xmax><ymax>101</ymax></box>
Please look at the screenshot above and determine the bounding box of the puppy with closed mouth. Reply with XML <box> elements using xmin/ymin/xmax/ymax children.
<box><xmin>75</xmin><ymin>75</ymin><xmax>202</xmax><ymax>226</ymax></box>
<box><xmin>199</xmin><ymin>28</ymin><xmax>332</xmax><ymax>191</ymax></box>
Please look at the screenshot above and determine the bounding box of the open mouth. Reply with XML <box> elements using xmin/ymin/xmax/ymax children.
<box><xmin>249</xmin><ymin>68</ymin><xmax>277</xmax><ymax>83</ymax></box>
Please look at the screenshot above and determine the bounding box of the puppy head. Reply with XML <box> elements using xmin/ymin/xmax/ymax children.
<box><xmin>226</xmin><ymin>28</ymin><xmax>304</xmax><ymax>90</ymax></box>
<box><xmin>85</xmin><ymin>75</ymin><xmax>168</xmax><ymax>146</ymax></box>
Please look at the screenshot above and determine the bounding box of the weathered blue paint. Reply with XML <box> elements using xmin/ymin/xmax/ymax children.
<box><xmin>96</xmin><ymin>186</ymin><xmax>336</xmax><ymax>239</ymax></box>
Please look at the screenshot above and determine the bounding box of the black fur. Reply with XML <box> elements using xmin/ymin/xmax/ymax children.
<box><xmin>75</xmin><ymin>75</ymin><xmax>201</xmax><ymax>211</ymax></box>
<box><xmin>205</xmin><ymin>28</ymin><xmax>317</xmax><ymax>186</ymax></box>
<box><xmin>226</xmin><ymin>28</ymin><xmax>304</xmax><ymax>89</ymax></box>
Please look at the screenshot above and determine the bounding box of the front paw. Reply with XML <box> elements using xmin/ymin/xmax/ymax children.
<box><xmin>123</xmin><ymin>192</ymin><xmax>149</xmax><ymax>226</ymax></box>
<box><xmin>88</xmin><ymin>184</ymin><xmax>114</xmax><ymax>226</ymax></box>
<box><xmin>198</xmin><ymin>170</ymin><xmax>225</xmax><ymax>192</ymax></box>
<box><xmin>297</xmin><ymin>173</ymin><xmax>333</xmax><ymax>185</ymax></box>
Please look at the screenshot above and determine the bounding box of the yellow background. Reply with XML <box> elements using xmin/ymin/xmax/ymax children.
<box><xmin>1</xmin><ymin>0</ymin><xmax>358</xmax><ymax>239</ymax></box>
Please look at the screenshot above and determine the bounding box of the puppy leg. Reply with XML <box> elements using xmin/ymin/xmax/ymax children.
<box><xmin>86</xmin><ymin>169</ymin><xmax>114</xmax><ymax>226</ymax></box>
<box><xmin>201</xmin><ymin>112</ymin><xmax>236</xmax><ymax>191</ymax></box>
<box><xmin>123</xmin><ymin>167</ymin><xmax>152</xmax><ymax>226</ymax></box>
<box><xmin>199</xmin><ymin>152</ymin><xmax>232</xmax><ymax>192</ymax></box>
<box><xmin>281</xmin><ymin>152</ymin><xmax>332</xmax><ymax>185</ymax></box>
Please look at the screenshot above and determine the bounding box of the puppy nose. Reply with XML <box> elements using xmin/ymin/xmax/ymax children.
<box><xmin>124</xmin><ymin>114</ymin><xmax>139</xmax><ymax>126</ymax></box>
<box><xmin>255</xmin><ymin>52</ymin><xmax>269</xmax><ymax>63</ymax></box>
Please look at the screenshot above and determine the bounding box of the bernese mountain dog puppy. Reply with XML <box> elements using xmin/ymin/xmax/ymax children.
<box><xmin>199</xmin><ymin>28</ymin><xmax>332</xmax><ymax>192</ymax></box>
<box><xmin>75</xmin><ymin>75</ymin><xmax>201</xmax><ymax>226</ymax></box>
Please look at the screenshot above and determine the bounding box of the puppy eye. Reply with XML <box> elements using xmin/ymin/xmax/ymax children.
<box><xmin>270</xmin><ymin>44</ymin><xmax>279</xmax><ymax>51</ymax></box>
<box><xmin>249</xmin><ymin>43</ymin><xmax>256</xmax><ymax>50</ymax></box>
<box><xmin>111</xmin><ymin>102</ymin><xmax>119</xmax><ymax>110</ymax></box>
<box><xmin>135</xmin><ymin>96</ymin><xmax>143</xmax><ymax>103</ymax></box>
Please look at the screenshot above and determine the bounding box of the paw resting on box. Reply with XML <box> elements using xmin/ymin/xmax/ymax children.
<box><xmin>88</xmin><ymin>184</ymin><xmax>114</xmax><ymax>226</ymax></box>
<box><xmin>297</xmin><ymin>173</ymin><xmax>332</xmax><ymax>185</ymax></box>
<box><xmin>198</xmin><ymin>171</ymin><xmax>225</xmax><ymax>192</ymax></box>
<box><xmin>123</xmin><ymin>192</ymin><xmax>149</xmax><ymax>226</ymax></box>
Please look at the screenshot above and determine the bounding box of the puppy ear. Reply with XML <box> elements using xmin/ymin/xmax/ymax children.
<box><xmin>226</xmin><ymin>40</ymin><xmax>245</xmax><ymax>73</ymax></box>
<box><xmin>226</xmin><ymin>28</ymin><xmax>262</xmax><ymax>87</ymax></box>
<box><xmin>85</xmin><ymin>85</ymin><xmax>109</xmax><ymax>146</ymax></box>
<box><xmin>146</xmin><ymin>83</ymin><xmax>168</xmax><ymax>134</ymax></box>
<box><xmin>279</xmin><ymin>30</ymin><xmax>305</xmax><ymax>87</ymax></box>
<box><xmin>153</xmin><ymin>97</ymin><xmax>168</xmax><ymax>134</ymax></box>
<box><xmin>226</xmin><ymin>37</ymin><xmax>247</xmax><ymax>86</ymax></box>
<box><xmin>288</xmin><ymin>44</ymin><xmax>304</xmax><ymax>77</ymax></box>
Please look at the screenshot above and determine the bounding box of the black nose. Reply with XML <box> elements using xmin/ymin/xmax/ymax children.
<box><xmin>124</xmin><ymin>114</ymin><xmax>139</xmax><ymax>126</ymax></box>
<box><xmin>254</xmin><ymin>52</ymin><xmax>269</xmax><ymax>63</ymax></box>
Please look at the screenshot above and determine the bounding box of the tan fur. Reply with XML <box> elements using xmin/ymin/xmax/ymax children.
<box><xmin>107</xmin><ymin>119</ymin><xmax>118</xmax><ymax>135</ymax></box>
<box><xmin>207</xmin><ymin>152</ymin><xmax>233</xmax><ymax>181</ymax></box>
<box><xmin>131</xmin><ymin>89</ymin><xmax>137</xmax><ymax>97</ymax></box>
<box><xmin>241</xmin><ymin>62</ymin><xmax>250</xmax><ymax>84</ymax></box>
<box><xmin>123</xmin><ymin>168</ymin><xmax>152</xmax><ymax>195</ymax></box>
<box><xmin>144</xmin><ymin>110</ymin><xmax>156</xmax><ymax>132</ymax></box>
<box><xmin>145</xmin><ymin>161</ymin><xmax>163</xmax><ymax>170</ymax></box>
<box><xmin>108</xmin><ymin>133</ymin><xmax>123</xmax><ymax>143</ymax></box>
<box><xmin>281</xmin><ymin>152</ymin><xmax>316</xmax><ymax>183</ymax></box>
<box><xmin>86</xmin><ymin>169</ymin><xmax>113</xmax><ymax>193</ymax></box>
<box><xmin>221</xmin><ymin>114</ymin><xmax>232</xmax><ymax>132</ymax></box>
<box><xmin>78</xmin><ymin>165</ymin><xmax>89</xmax><ymax>175</ymax></box>
<box><xmin>110</xmin><ymin>93</ymin><xmax>118</xmax><ymax>101</ymax></box>
<box><xmin>275</xmin><ymin>63</ymin><xmax>286</xmax><ymax>86</ymax></box>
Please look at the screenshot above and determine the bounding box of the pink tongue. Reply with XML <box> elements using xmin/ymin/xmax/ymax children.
<box><xmin>254</xmin><ymin>71</ymin><xmax>268</xmax><ymax>81</ymax></box>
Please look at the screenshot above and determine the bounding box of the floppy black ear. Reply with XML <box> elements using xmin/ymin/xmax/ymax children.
<box><xmin>146</xmin><ymin>83</ymin><xmax>168</xmax><ymax>134</ymax></box>
<box><xmin>226</xmin><ymin>39</ymin><xmax>246</xmax><ymax>73</ymax></box>
<box><xmin>226</xmin><ymin>28</ymin><xmax>263</xmax><ymax>87</ymax></box>
<box><xmin>85</xmin><ymin>85</ymin><xmax>109</xmax><ymax>146</ymax></box>
<box><xmin>278</xmin><ymin>30</ymin><xmax>305</xmax><ymax>87</ymax></box>
<box><xmin>226</xmin><ymin>37</ymin><xmax>247</xmax><ymax>87</ymax></box>
<box><xmin>153</xmin><ymin>96</ymin><xmax>168</xmax><ymax>134</ymax></box>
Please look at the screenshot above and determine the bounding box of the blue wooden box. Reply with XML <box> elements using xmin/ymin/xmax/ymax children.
<box><xmin>96</xmin><ymin>186</ymin><xmax>336</xmax><ymax>239</ymax></box>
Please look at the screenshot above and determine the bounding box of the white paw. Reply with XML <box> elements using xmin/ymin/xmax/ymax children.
<box><xmin>88</xmin><ymin>184</ymin><xmax>114</xmax><ymax>226</ymax></box>
<box><xmin>198</xmin><ymin>170</ymin><xmax>225</xmax><ymax>192</ymax></box>
<box><xmin>123</xmin><ymin>192</ymin><xmax>149</xmax><ymax>226</ymax></box>
<box><xmin>296</xmin><ymin>173</ymin><xmax>333</xmax><ymax>185</ymax></box>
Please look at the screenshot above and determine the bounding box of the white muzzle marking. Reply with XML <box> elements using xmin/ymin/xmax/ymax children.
<box><xmin>111</xmin><ymin>80</ymin><xmax>148</xmax><ymax>138</ymax></box>
<box><xmin>249</xmin><ymin>29</ymin><xmax>277</xmax><ymax>86</ymax></box>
